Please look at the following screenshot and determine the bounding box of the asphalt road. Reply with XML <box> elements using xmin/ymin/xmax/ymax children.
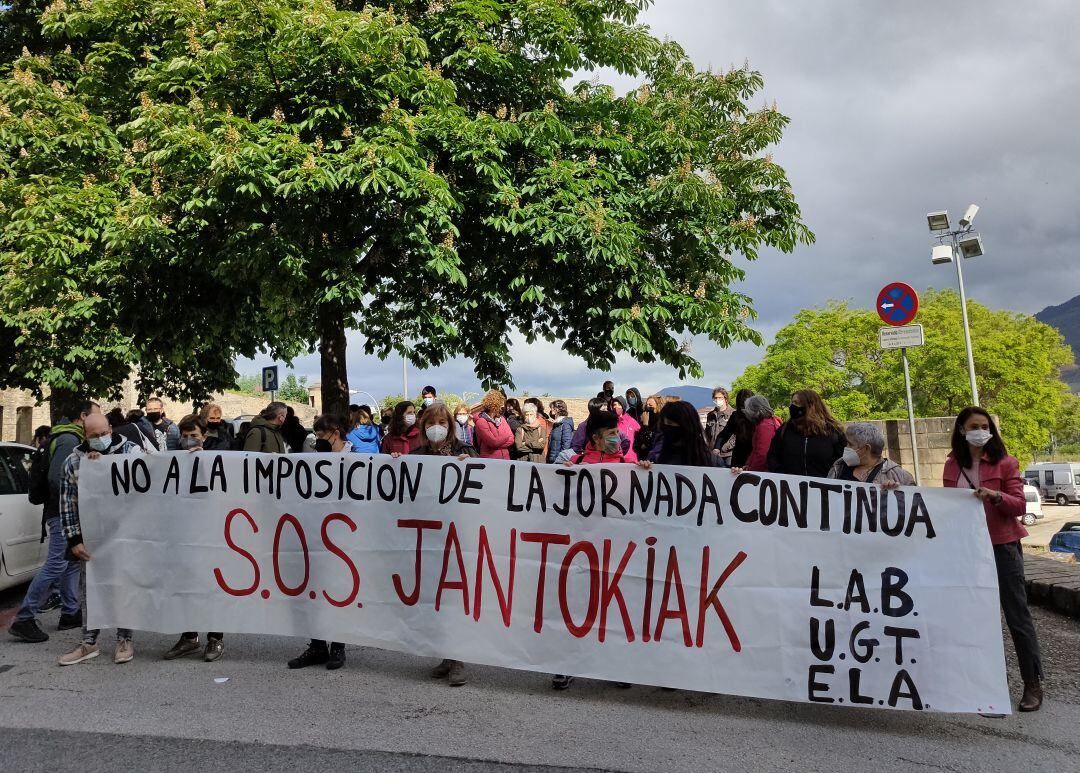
<box><xmin>1</xmin><ymin>581</ymin><xmax>1078</xmax><ymax>773</ymax></box>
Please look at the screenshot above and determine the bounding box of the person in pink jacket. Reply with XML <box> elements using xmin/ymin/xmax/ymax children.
<box><xmin>609</xmin><ymin>396</ymin><xmax>641</xmax><ymax>463</ymax></box>
<box><xmin>472</xmin><ymin>390</ymin><xmax>514</xmax><ymax>460</ymax></box>
<box><xmin>943</xmin><ymin>406</ymin><xmax>1043</xmax><ymax>712</ymax></box>
<box><xmin>733</xmin><ymin>395</ymin><xmax>782</xmax><ymax>473</ymax></box>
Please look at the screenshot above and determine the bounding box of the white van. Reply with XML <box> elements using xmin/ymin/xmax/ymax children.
<box><xmin>1022</xmin><ymin>485</ymin><xmax>1044</xmax><ymax>526</ymax></box>
<box><xmin>1023</xmin><ymin>462</ymin><xmax>1080</xmax><ymax>506</ymax></box>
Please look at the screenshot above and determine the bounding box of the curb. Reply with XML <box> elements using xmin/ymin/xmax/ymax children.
<box><xmin>1024</xmin><ymin>553</ymin><xmax>1080</xmax><ymax>619</ymax></box>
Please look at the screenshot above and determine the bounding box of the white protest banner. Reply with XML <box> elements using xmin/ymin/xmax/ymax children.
<box><xmin>79</xmin><ymin>452</ymin><xmax>1011</xmax><ymax>713</ymax></box>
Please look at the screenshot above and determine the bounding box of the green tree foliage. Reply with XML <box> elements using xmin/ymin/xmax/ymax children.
<box><xmin>1049</xmin><ymin>392</ymin><xmax>1080</xmax><ymax>458</ymax></box>
<box><xmin>230</xmin><ymin>371</ymin><xmax>307</xmax><ymax>402</ymax></box>
<box><xmin>276</xmin><ymin>373</ymin><xmax>309</xmax><ymax>403</ymax></box>
<box><xmin>230</xmin><ymin>373</ymin><xmax>263</xmax><ymax>396</ymax></box>
<box><xmin>1</xmin><ymin>0</ymin><xmax>812</xmax><ymax>415</ymax></box>
<box><xmin>734</xmin><ymin>290</ymin><xmax>1074</xmax><ymax>463</ymax></box>
<box><xmin>381</xmin><ymin>392</ymin><xmax>462</xmax><ymax>411</ymax></box>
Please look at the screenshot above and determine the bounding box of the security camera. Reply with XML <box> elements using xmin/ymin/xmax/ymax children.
<box><xmin>957</xmin><ymin>234</ymin><xmax>984</xmax><ymax>259</ymax></box>
<box><xmin>927</xmin><ymin>211</ymin><xmax>950</xmax><ymax>232</ymax></box>
<box><xmin>931</xmin><ymin>245</ymin><xmax>953</xmax><ymax>264</ymax></box>
<box><xmin>959</xmin><ymin>204</ymin><xmax>979</xmax><ymax>229</ymax></box>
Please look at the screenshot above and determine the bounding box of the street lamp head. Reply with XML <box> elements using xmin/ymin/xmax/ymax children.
<box><xmin>931</xmin><ymin>244</ymin><xmax>954</xmax><ymax>265</ymax></box>
<box><xmin>927</xmin><ymin>210</ymin><xmax>950</xmax><ymax>232</ymax></box>
<box><xmin>959</xmin><ymin>204</ymin><xmax>979</xmax><ymax>229</ymax></box>
<box><xmin>957</xmin><ymin>233</ymin><xmax>984</xmax><ymax>259</ymax></box>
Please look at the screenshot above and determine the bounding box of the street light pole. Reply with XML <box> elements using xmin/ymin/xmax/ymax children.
<box><xmin>928</xmin><ymin>205</ymin><xmax>982</xmax><ymax>408</ymax></box>
<box><xmin>402</xmin><ymin>356</ymin><xmax>409</xmax><ymax>401</ymax></box>
<box><xmin>950</xmin><ymin>231</ymin><xmax>980</xmax><ymax>407</ymax></box>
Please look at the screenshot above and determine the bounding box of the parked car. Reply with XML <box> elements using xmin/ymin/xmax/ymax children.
<box><xmin>1048</xmin><ymin>522</ymin><xmax>1080</xmax><ymax>561</ymax></box>
<box><xmin>0</xmin><ymin>442</ymin><xmax>47</xmax><ymax>591</ymax></box>
<box><xmin>1021</xmin><ymin>485</ymin><xmax>1044</xmax><ymax>527</ymax></box>
<box><xmin>229</xmin><ymin>415</ymin><xmax>255</xmax><ymax>439</ymax></box>
<box><xmin>1022</xmin><ymin>462</ymin><xmax>1080</xmax><ymax>505</ymax></box>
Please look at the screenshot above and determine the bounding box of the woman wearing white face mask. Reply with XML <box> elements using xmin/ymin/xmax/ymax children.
<box><xmin>380</xmin><ymin>401</ymin><xmax>421</xmax><ymax>455</ymax></box>
<box><xmin>452</xmin><ymin>405</ymin><xmax>476</xmax><ymax>451</ymax></box>
<box><xmin>407</xmin><ymin>403</ymin><xmax>476</xmax><ymax>686</ymax></box>
<box><xmin>944</xmin><ymin>406</ymin><xmax>1043</xmax><ymax>713</ymax></box>
<box><xmin>826</xmin><ymin>422</ymin><xmax>914</xmax><ymax>488</ymax></box>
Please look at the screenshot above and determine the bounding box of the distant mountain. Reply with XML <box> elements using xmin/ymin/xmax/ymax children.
<box><xmin>1036</xmin><ymin>294</ymin><xmax>1080</xmax><ymax>390</ymax></box>
<box><xmin>658</xmin><ymin>385</ymin><xmax>715</xmax><ymax>409</ymax></box>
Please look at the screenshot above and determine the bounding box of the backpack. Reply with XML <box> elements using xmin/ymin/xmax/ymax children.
<box><xmin>232</xmin><ymin>422</ymin><xmax>269</xmax><ymax>452</ymax></box>
<box><xmin>27</xmin><ymin>431</ymin><xmax>79</xmax><ymax>506</ymax></box>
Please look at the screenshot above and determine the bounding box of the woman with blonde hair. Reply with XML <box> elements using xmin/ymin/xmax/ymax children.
<box><xmin>473</xmin><ymin>390</ymin><xmax>514</xmax><ymax>459</ymax></box>
<box><xmin>198</xmin><ymin>402</ymin><xmax>234</xmax><ymax>446</ymax></box>
<box><xmin>633</xmin><ymin>394</ymin><xmax>669</xmax><ymax>461</ymax></box>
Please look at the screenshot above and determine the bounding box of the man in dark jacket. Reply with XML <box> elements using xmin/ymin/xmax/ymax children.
<box><xmin>243</xmin><ymin>402</ymin><xmax>289</xmax><ymax>453</ymax></box>
<box><xmin>144</xmin><ymin>396</ymin><xmax>180</xmax><ymax>451</ymax></box>
<box><xmin>703</xmin><ymin>387</ymin><xmax>735</xmax><ymax>466</ymax></box>
<box><xmin>8</xmin><ymin>400</ymin><xmax>99</xmax><ymax>643</ymax></box>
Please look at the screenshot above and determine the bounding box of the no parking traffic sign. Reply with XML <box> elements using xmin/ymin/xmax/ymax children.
<box><xmin>877</xmin><ymin>282</ymin><xmax>919</xmax><ymax>326</ymax></box>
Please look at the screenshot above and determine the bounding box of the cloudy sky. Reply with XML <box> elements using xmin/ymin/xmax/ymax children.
<box><xmin>242</xmin><ymin>0</ymin><xmax>1080</xmax><ymax>401</ymax></box>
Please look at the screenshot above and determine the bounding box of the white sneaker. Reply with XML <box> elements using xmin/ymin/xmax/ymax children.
<box><xmin>58</xmin><ymin>642</ymin><xmax>100</xmax><ymax>666</ymax></box>
<box><xmin>114</xmin><ymin>639</ymin><xmax>134</xmax><ymax>664</ymax></box>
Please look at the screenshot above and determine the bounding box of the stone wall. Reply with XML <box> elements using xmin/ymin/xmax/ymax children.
<box><xmin>0</xmin><ymin>385</ymin><xmax>315</xmax><ymax>445</ymax></box>
<box><xmin>209</xmin><ymin>393</ymin><xmax>317</xmax><ymax>424</ymax></box>
<box><xmin>0</xmin><ymin>388</ymin><xmax>52</xmax><ymax>445</ymax></box>
<box><xmin>866</xmin><ymin>417</ymin><xmax>956</xmax><ymax>487</ymax></box>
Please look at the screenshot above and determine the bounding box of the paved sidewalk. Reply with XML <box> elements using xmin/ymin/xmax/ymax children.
<box><xmin>1024</xmin><ymin>553</ymin><xmax>1080</xmax><ymax>619</ymax></box>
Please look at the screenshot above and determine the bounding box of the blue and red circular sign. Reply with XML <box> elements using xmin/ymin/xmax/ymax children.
<box><xmin>877</xmin><ymin>282</ymin><xmax>919</xmax><ymax>326</ymax></box>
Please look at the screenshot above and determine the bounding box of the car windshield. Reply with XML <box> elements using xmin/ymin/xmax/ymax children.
<box><xmin>1025</xmin><ymin>490</ymin><xmax>1039</xmax><ymax>502</ymax></box>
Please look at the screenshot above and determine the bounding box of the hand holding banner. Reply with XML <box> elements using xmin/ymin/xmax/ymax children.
<box><xmin>79</xmin><ymin>452</ymin><xmax>1011</xmax><ymax>713</ymax></box>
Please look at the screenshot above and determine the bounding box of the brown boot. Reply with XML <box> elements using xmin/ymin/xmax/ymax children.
<box><xmin>1019</xmin><ymin>681</ymin><xmax>1043</xmax><ymax>712</ymax></box>
<box><xmin>447</xmin><ymin>660</ymin><xmax>467</xmax><ymax>686</ymax></box>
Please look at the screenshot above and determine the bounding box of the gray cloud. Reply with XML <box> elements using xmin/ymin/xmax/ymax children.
<box><xmin>242</xmin><ymin>1</ymin><xmax>1080</xmax><ymax>399</ymax></box>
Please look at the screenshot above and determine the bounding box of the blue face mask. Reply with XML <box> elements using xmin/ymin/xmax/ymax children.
<box><xmin>603</xmin><ymin>435</ymin><xmax>620</xmax><ymax>453</ymax></box>
<box><xmin>627</xmin><ymin>396</ymin><xmax>639</xmax><ymax>406</ymax></box>
<box><xmin>88</xmin><ymin>435</ymin><xmax>112</xmax><ymax>453</ymax></box>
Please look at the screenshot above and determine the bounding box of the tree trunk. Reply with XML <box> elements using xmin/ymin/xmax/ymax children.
<box><xmin>318</xmin><ymin>308</ymin><xmax>350</xmax><ymax>418</ymax></box>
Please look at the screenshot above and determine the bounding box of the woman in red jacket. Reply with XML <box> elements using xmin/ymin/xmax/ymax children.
<box><xmin>943</xmin><ymin>406</ymin><xmax>1043</xmax><ymax>712</ymax></box>
<box><xmin>733</xmin><ymin>395</ymin><xmax>782</xmax><ymax>473</ymax></box>
<box><xmin>473</xmin><ymin>390</ymin><xmax>514</xmax><ymax>460</ymax></box>
<box><xmin>380</xmin><ymin>401</ymin><xmax>421</xmax><ymax>455</ymax></box>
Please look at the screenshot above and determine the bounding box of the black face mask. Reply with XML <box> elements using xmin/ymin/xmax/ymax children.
<box><xmin>315</xmin><ymin>438</ymin><xmax>332</xmax><ymax>453</ymax></box>
<box><xmin>145</xmin><ymin>412</ymin><xmax>162</xmax><ymax>423</ymax></box>
<box><xmin>789</xmin><ymin>404</ymin><xmax>806</xmax><ymax>421</ymax></box>
<box><xmin>207</xmin><ymin>420</ymin><xmax>221</xmax><ymax>428</ymax></box>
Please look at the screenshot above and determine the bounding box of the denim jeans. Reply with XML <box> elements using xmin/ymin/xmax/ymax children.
<box><xmin>15</xmin><ymin>517</ymin><xmax>80</xmax><ymax>622</ymax></box>
<box><xmin>78</xmin><ymin>561</ymin><xmax>132</xmax><ymax>645</ymax></box>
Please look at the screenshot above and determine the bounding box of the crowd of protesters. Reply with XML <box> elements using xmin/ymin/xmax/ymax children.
<box><xmin>5</xmin><ymin>380</ymin><xmax>1044</xmax><ymax>712</ymax></box>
